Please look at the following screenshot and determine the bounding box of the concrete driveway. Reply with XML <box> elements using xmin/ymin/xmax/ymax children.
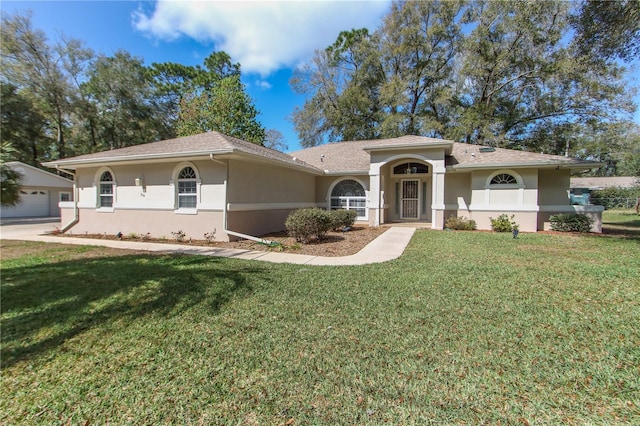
<box><xmin>0</xmin><ymin>217</ymin><xmax>62</xmax><ymax>239</ymax></box>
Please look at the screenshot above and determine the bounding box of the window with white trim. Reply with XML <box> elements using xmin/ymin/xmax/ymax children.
<box><xmin>330</xmin><ymin>179</ymin><xmax>366</xmax><ymax>218</ymax></box>
<box><xmin>99</xmin><ymin>171</ymin><xmax>114</xmax><ymax>207</ymax></box>
<box><xmin>490</xmin><ymin>173</ymin><xmax>518</xmax><ymax>185</ymax></box>
<box><xmin>177</xmin><ymin>166</ymin><xmax>197</xmax><ymax>208</ymax></box>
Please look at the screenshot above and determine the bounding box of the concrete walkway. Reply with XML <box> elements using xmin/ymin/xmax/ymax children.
<box><xmin>1</xmin><ymin>219</ymin><xmax>416</xmax><ymax>266</ymax></box>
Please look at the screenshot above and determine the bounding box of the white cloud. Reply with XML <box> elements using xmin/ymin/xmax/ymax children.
<box><xmin>133</xmin><ymin>0</ymin><xmax>391</xmax><ymax>76</ymax></box>
<box><xmin>254</xmin><ymin>79</ymin><xmax>273</xmax><ymax>90</ymax></box>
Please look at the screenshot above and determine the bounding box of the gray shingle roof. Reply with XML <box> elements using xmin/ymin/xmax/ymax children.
<box><xmin>292</xmin><ymin>136</ymin><xmax>601</xmax><ymax>173</ymax></box>
<box><xmin>446</xmin><ymin>143</ymin><xmax>601</xmax><ymax>169</ymax></box>
<box><xmin>43</xmin><ymin>131</ymin><xmax>321</xmax><ymax>172</ymax></box>
<box><xmin>291</xmin><ymin>135</ymin><xmax>453</xmax><ymax>174</ymax></box>
<box><xmin>44</xmin><ymin>131</ymin><xmax>601</xmax><ymax>173</ymax></box>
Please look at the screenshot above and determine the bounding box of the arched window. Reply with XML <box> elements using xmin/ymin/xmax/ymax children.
<box><xmin>99</xmin><ymin>171</ymin><xmax>114</xmax><ymax>207</ymax></box>
<box><xmin>177</xmin><ymin>166</ymin><xmax>197</xmax><ymax>208</ymax></box>
<box><xmin>330</xmin><ymin>179</ymin><xmax>366</xmax><ymax>218</ymax></box>
<box><xmin>393</xmin><ymin>162</ymin><xmax>429</xmax><ymax>175</ymax></box>
<box><xmin>490</xmin><ymin>173</ymin><xmax>518</xmax><ymax>185</ymax></box>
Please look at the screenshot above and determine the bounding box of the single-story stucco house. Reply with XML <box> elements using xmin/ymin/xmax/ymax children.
<box><xmin>42</xmin><ymin>131</ymin><xmax>604</xmax><ymax>241</ymax></box>
<box><xmin>0</xmin><ymin>161</ymin><xmax>73</xmax><ymax>219</ymax></box>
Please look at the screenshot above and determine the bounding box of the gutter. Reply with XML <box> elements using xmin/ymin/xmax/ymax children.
<box><xmin>55</xmin><ymin>166</ymin><xmax>79</xmax><ymax>233</ymax></box>
<box><xmin>209</xmin><ymin>154</ymin><xmax>277</xmax><ymax>247</ymax></box>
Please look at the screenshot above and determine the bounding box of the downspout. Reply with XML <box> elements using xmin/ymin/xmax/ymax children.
<box><xmin>209</xmin><ymin>154</ymin><xmax>275</xmax><ymax>246</ymax></box>
<box><xmin>56</xmin><ymin>166</ymin><xmax>79</xmax><ymax>233</ymax></box>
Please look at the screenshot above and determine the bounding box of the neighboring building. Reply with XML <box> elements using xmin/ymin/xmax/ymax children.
<box><xmin>42</xmin><ymin>132</ymin><xmax>604</xmax><ymax>240</ymax></box>
<box><xmin>570</xmin><ymin>176</ymin><xmax>638</xmax><ymax>205</ymax></box>
<box><xmin>0</xmin><ymin>162</ymin><xmax>73</xmax><ymax>219</ymax></box>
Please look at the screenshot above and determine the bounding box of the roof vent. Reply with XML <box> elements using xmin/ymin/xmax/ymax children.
<box><xmin>479</xmin><ymin>147</ymin><xmax>495</xmax><ymax>153</ymax></box>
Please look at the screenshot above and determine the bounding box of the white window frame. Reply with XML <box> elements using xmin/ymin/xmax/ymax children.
<box><xmin>485</xmin><ymin>170</ymin><xmax>524</xmax><ymax>189</ymax></box>
<box><xmin>328</xmin><ymin>177</ymin><xmax>368</xmax><ymax>220</ymax></box>
<box><xmin>171</xmin><ymin>162</ymin><xmax>201</xmax><ymax>214</ymax></box>
<box><xmin>95</xmin><ymin>167</ymin><xmax>116</xmax><ymax>212</ymax></box>
<box><xmin>484</xmin><ymin>169</ymin><xmax>525</xmax><ymax>206</ymax></box>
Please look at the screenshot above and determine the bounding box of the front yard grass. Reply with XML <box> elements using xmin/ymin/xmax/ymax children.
<box><xmin>1</xmin><ymin>212</ymin><xmax>639</xmax><ymax>424</ymax></box>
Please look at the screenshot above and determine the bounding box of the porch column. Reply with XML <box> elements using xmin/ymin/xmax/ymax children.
<box><xmin>431</xmin><ymin>170</ymin><xmax>445</xmax><ymax>230</ymax></box>
<box><xmin>369</xmin><ymin>165</ymin><xmax>381</xmax><ymax>226</ymax></box>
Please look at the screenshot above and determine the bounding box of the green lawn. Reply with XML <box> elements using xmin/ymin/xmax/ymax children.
<box><xmin>2</xmin><ymin>212</ymin><xmax>639</xmax><ymax>424</ymax></box>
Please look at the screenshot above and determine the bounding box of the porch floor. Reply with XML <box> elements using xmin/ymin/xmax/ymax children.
<box><xmin>386</xmin><ymin>221</ymin><xmax>432</xmax><ymax>229</ymax></box>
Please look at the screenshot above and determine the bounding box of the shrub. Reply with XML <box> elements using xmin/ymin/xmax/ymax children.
<box><xmin>549</xmin><ymin>213</ymin><xmax>593</xmax><ymax>233</ymax></box>
<box><xmin>490</xmin><ymin>214</ymin><xmax>518</xmax><ymax>232</ymax></box>
<box><xmin>444</xmin><ymin>216</ymin><xmax>477</xmax><ymax>231</ymax></box>
<box><xmin>285</xmin><ymin>208</ymin><xmax>334</xmax><ymax>243</ymax></box>
<box><xmin>330</xmin><ymin>209</ymin><xmax>358</xmax><ymax>231</ymax></box>
<box><xmin>589</xmin><ymin>185</ymin><xmax>640</xmax><ymax>209</ymax></box>
<box><xmin>203</xmin><ymin>229</ymin><xmax>216</xmax><ymax>243</ymax></box>
<box><xmin>171</xmin><ymin>230</ymin><xmax>186</xmax><ymax>242</ymax></box>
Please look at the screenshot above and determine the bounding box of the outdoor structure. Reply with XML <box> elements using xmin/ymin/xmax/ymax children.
<box><xmin>0</xmin><ymin>162</ymin><xmax>73</xmax><ymax>219</ymax></box>
<box><xmin>570</xmin><ymin>176</ymin><xmax>637</xmax><ymax>205</ymax></box>
<box><xmin>43</xmin><ymin>132</ymin><xmax>604</xmax><ymax>241</ymax></box>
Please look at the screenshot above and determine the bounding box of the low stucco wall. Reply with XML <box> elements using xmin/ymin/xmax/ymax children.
<box><xmin>470</xmin><ymin>211</ymin><xmax>539</xmax><ymax>232</ymax></box>
<box><xmin>538</xmin><ymin>205</ymin><xmax>604</xmax><ymax>233</ymax></box>
<box><xmin>65</xmin><ymin>207</ymin><xmax>226</xmax><ymax>241</ymax></box>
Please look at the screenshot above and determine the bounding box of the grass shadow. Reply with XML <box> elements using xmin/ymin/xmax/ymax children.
<box><xmin>1</xmin><ymin>250</ymin><xmax>266</xmax><ymax>368</ymax></box>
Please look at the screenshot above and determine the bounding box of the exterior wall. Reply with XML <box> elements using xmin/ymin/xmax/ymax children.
<box><xmin>466</xmin><ymin>168</ymin><xmax>540</xmax><ymax>232</ymax></box>
<box><xmin>226</xmin><ymin>159</ymin><xmax>317</xmax><ymax>237</ymax></box>
<box><xmin>68</xmin><ymin>208</ymin><xmax>225</xmax><ymax>241</ymax></box>
<box><xmin>538</xmin><ymin>169</ymin><xmax>571</xmax><ymax>206</ymax></box>
<box><xmin>537</xmin><ymin>169</ymin><xmax>603</xmax><ymax>232</ymax></box>
<box><xmin>443</xmin><ymin>172</ymin><xmax>471</xmax><ymax>220</ymax></box>
<box><xmin>64</xmin><ymin>160</ymin><xmax>229</xmax><ymax>240</ymax></box>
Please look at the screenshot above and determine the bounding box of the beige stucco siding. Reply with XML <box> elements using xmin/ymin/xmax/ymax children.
<box><xmin>227</xmin><ymin>160</ymin><xmax>315</xmax><ymax>205</ymax></box>
<box><xmin>75</xmin><ymin>161</ymin><xmax>226</xmax><ymax>211</ymax></box>
<box><xmin>444</xmin><ymin>172</ymin><xmax>471</xmax><ymax>211</ymax></box>
<box><xmin>68</xmin><ymin>208</ymin><xmax>225</xmax><ymax>241</ymax></box>
<box><xmin>224</xmin><ymin>160</ymin><xmax>317</xmax><ymax>237</ymax></box>
<box><xmin>65</xmin><ymin>160</ymin><xmax>228</xmax><ymax>239</ymax></box>
<box><xmin>537</xmin><ymin>169</ymin><xmax>571</xmax><ymax>206</ymax></box>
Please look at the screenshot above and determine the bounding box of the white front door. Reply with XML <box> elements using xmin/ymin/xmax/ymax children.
<box><xmin>401</xmin><ymin>179</ymin><xmax>419</xmax><ymax>219</ymax></box>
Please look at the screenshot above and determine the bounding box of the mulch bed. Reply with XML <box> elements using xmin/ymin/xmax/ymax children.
<box><xmin>57</xmin><ymin>225</ymin><xmax>390</xmax><ymax>257</ymax></box>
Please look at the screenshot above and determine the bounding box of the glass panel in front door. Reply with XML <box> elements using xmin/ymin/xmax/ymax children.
<box><xmin>401</xmin><ymin>180</ymin><xmax>419</xmax><ymax>219</ymax></box>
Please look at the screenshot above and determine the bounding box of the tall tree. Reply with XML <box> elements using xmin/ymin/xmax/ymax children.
<box><xmin>0</xmin><ymin>82</ymin><xmax>49</xmax><ymax>165</ymax></box>
<box><xmin>572</xmin><ymin>0</ymin><xmax>640</xmax><ymax>63</ymax></box>
<box><xmin>154</xmin><ymin>51</ymin><xmax>264</xmax><ymax>144</ymax></box>
<box><xmin>377</xmin><ymin>0</ymin><xmax>464</xmax><ymax>137</ymax></box>
<box><xmin>455</xmin><ymin>0</ymin><xmax>633</xmax><ymax>148</ymax></box>
<box><xmin>176</xmin><ymin>74</ymin><xmax>265</xmax><ymax>144</ymax></box>
<box><xmin>291</xmin><ymin>0</ymin><xmax>635</xmax><ymax>157</ymax></box>
<box><xmin>80</xmin><ymin>51</ymin><xmax>173</xmax><ymax>150</ymax></box>
<box><xmin>291</xmin><ymin>0</ymin><xmax>466</xmax><ymax>146</ymax></box>
<box><xmin>1</xmin><ymin>11</ymin><xmax>93</xmax><ymax>159</ymax></box>
<box><xmin>264</xmin><ymin>129</ymin><xmax>288</xmax><ymax>152</ymax></box>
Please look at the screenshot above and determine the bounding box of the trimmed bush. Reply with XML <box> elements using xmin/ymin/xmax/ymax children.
<box><xmin>330</xmin><ymin>209</ymin><xmax>358</xmax><ymax>231</ymax></box>
<box><xmin>549</xmin><ymin>213</ymin><xmax>593</xmax><ymax>233</ymax></box>
<box><xmin>285</xmin><ymin>208</ymin><xmax>333</xmax><ymax>243</ymax></box>
<box><xmin>444</xmin><ymin>216</ymin><xmax>477</xmax><ymax>231</ymax></box>
<box><xmin>490</xmin><ymin>214</ymin><xmax>518</xmax><ymax>232</ymax></box>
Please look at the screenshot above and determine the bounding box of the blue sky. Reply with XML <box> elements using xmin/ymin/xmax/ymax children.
<box><xmin>3</xmin><ymin>1</ymin><xmax>639</xmax><ymax>153</ymax></box>
<box><xmin>2</xmin><ymin>0</ymin><xmax>392</xmax><ymax>152</ymax></box>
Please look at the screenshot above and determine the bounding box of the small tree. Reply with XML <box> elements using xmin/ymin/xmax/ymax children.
<box><xmin>0</xmin><ymin>142</ymin><xmax>22</xmax><ymax>207</ymax></box>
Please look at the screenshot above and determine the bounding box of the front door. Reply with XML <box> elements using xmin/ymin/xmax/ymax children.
<box><xmin>401</xmin><ymin>179</ymin><xmax>419</xmax><ymax>219</ymax></box>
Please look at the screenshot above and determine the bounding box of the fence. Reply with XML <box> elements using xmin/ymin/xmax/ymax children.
<box><xmin>590</xmin><ymin>197</ymin><xmax>639</xmax><ymax>210</ymax></box>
